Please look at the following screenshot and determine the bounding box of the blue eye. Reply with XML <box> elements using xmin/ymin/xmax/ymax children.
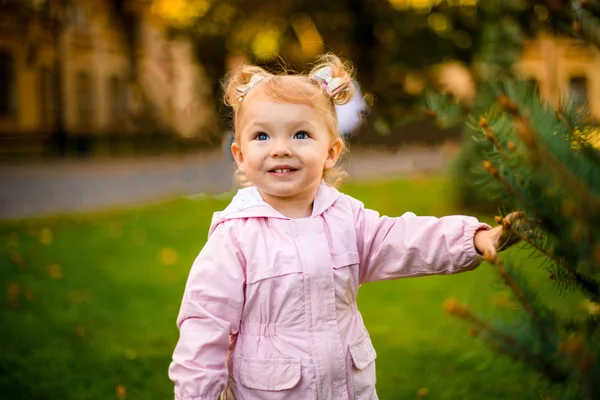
<box><xmin>294</xmin><ymin>131</ymin><xmax>309</xmax><ymax>139</ymax></box>
<box><xmin>255</xmin><ymin>132</ymin><xmax>269</xmax><ymax>141</ymax></box>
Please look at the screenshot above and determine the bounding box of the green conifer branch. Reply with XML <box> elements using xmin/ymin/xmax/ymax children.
<box><xmin>498</xmin><ymin>97</ymin><xmax>600</xmax><ymax>211</ymax></box>
<box><xmin>488</xmin><ymin>256</ymin><xmax>539</xmax><ymax>321</ymax></box>
<box><xmin>444</xmin><ymin>297</ymin><xmax>569</xmax><ymax>382</ymax></box>
<box><xmin>483</xmin><ymin>159</ymin><xmax>532</xmax><ymax>207</ymax></box>
<box><xmin>517</xmin><ymin>228</ymin><xmax>600</xmax><ymax>300</ymax></box>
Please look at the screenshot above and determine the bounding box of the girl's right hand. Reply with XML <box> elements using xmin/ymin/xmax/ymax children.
<box><xmin>475</xmin><ymin>211</ymin><xmax>525</xmax><ymax>261</ymax></box>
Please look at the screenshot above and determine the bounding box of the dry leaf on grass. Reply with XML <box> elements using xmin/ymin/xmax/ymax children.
<box><xmin>8</xmin><ymin>249</ymin><xmax>24</xmax><ymax>268</ymax></box>
<box><xmin>160</xmin><ymin>247</ymin><xmax>178</xmax><ymax>266</ymax></box>
<box><xmin>39</xmin><ymin>228</ymin><xmax>53</xmax><ymax>245</ymax></box>
<box><xmin>115</xmin><ymin>384</ymin><xmax>127</xmax><ymax>399</ymax></box>
<box><xmin>48</xmin><ymin>264</ymin><xmax>63</xmax><ymax>279</ymax></box>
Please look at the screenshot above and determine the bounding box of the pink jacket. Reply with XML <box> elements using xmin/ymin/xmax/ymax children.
<box><xmin>169</xmin><ymin>182</ymin><xmax>489</xmax><ymax>400</ymax></box>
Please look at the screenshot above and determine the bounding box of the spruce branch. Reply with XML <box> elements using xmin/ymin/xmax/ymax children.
<box><xmin>521</xmin><ymin>231</ymin><xmax>600</xmax><ymax>300</ymax></box>
<box><xmin>557</xmin><ymin>333</ymin><xmax>597</xmax><ymax>400</ymax></box>
<box><xmin>479</xmin><ymin>117</ymin><xmax>514</xmax><ymax>164</ymax></box>
<box><xmin>499</xmin><ymin>97</ymin><xmax>600</xmax><ymax>211</ymax></box>
<box><xmin>486</xmin><ymin>255</ymin><xmax>538</xmax><ymax>322</ymax></box>
<box><xmin>504</xmin><ymin>217</ymin><xmax>600</xmax><ymax>300</ymax></box>
<box><xmin>483</xmin><ymin>160</ymin><xmax>531</xmax><ymax>207</ymax></box>
<box><xmin>444</xmin><ymin>297</ymin><xmax>568</xmax><ymax>382</ymax></box>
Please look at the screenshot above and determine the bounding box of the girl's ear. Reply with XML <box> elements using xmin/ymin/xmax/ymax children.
<box><xmin>231</xmin><ymin>141</ymin><xmax>245</xmax><ymax>171</ymax></box>
<box><xmin>324</xmin><ymin>138</ymin><xmax>344</xmax><ymax>169</ymax></box>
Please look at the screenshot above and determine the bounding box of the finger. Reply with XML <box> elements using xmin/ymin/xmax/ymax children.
<box><xmin>499</xmin><ymin>225</ymin><xmax>521</xmax><ymax>247</ymax></box>
<box><xmin>500</xmin><ymin>211</ymin><xmax>525</xmax><ymax>243</ymax></box>
<box><xmin>503</xmin><ymin>211</ymin><xmax>526</xmax><ymax>227</ymax></box>
<box><xmin>483</xmin><ymin>247</ymin><xmax>497</xmax><ymax>263</ymax></box>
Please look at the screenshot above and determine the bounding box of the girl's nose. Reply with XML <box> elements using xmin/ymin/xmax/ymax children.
<box><xmin>270</xmin><ymin>139</ymin><xmax>292</xmax><ymax>157</ymax></box>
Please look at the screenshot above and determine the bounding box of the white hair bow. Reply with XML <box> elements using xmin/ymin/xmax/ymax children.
<box><xmin>309</xmin><ymin>66</ymin><xmax>349</xmax><ymax>97</ymax></box>
<box><xmin>235</xmin><ymin>74</ymin><xmax>265</xmax><ymax>102</ymax></box>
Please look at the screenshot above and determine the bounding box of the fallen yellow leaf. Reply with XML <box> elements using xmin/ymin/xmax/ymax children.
<box><xmin>8</xmin><ymin>249</ymin><xmax>24</xmax><ymax>268</ymax></box>
<box><xmin>160</xmin><ymin>247</ymin><xmax>178</xmax><ymax>266</ymax></box>
<box><xmin>48</xmin><ymin>264</ymin><xmax>63</xmax><ymax>279</ymax></box>
<box><xmin>39</xmin><ymin>228</ymin><xmax>53</xmax><ymax>245</ymax></box>
<box><xmin>8</xmin><ymin>280</ymin><xmax>20</xmax><ymax>294</ymax></box>
<box><xmin>7</xmin><ymin>282</ymin><xmax>20</xmax><ymax>307</ymax></box>
<box><xmin>115</xmin><ymin>384</ymin><xmax>127</xmax><ymax>399</ymax></box>
<box><xmin>417</xmin><ymin>388</ymin><xmax>429</xmax><ymax>397</ymax></box>
<box><xmin>75</xmin><ymin>325</ymin><xmax>86</xmax><ymax>336</ymax></box>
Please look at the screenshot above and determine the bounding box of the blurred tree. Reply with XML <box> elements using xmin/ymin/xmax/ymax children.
<box><xmin>428</xmin><ymin>1</ymin><xmax>600</xmax><ymax>398</ymax></box>
<box><xmin>106</xmin><ymin>0</ymin><xmax>174</xmax><ymax>136</ymax></box>
<box><xmin>150</xmin><ymin>0</ymin><xmax>506</xmax><ymax>133</ymax></box>
<box><xmin>428</xmin><ymin>0</ymin><xmax>597</xmax><ymax>213</ymax></box>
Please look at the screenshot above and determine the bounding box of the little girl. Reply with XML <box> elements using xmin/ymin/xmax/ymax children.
<box><xmin>169</xmin><ymin>54</ymin><xmax>517</xmax><ymax>400</ymax></box>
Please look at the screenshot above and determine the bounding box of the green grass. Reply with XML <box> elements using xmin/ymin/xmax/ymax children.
<box><xmin>0</xmin><ymin>175</ymin><xmax>585</xmax><ymax>399</ymax></box>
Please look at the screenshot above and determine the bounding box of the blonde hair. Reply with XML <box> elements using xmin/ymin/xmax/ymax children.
<box><xmin>223</xmin><ymin>54</ymin><xmax>356</xmax><ymax>187</ymax></box>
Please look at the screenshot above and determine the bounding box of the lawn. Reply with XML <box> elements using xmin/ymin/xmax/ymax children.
<box><xmin>0</xmin><ymin>175</ymin><xmax>584</xmax><ymax>399</ymax></box>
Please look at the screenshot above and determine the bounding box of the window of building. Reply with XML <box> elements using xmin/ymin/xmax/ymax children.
<box><xmin>526</xmin><ymin>78</ymin><xmax>540</xmax><ymax>96</ymax></box>
<box><xmin>108</xmin><ymin>76</ymin><xmax>127</xmax><ymax>128</ymax></box>
<box><xmin>36</xmin><ymin>0</ymin><xmax>53</xmax><ymax>20</ymax></box>
<box><xmin>569</xmin><ymin>76</ymin><xmax>589</xmax><ymax>108</ymax></box>
<box><xmin>73</xmin><ymin>6</ymin><xmax>88</xmax><ymax>31</ymax></box>
<box><xmin>0</xmin><ymin>51</ymin><xmax>16</xmax><ymax>118</ymax></box>
<box><xmin>75</xmin><ymin>71</ymin><xmax>93</xmax><ymax>129</ymax></box>
<box><xmin>39</xmin><ymin>67</ymin><xmax>56</xmax><ymax>127</ymax></box>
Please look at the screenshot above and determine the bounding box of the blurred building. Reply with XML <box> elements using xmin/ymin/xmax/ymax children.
<box><xmin>518</xmin><ymin>34</ymin><xmax>600</xmax><ymax>119</ymax></box>
<box><xmin>0</xmin><ymin>0</ymin><xmax>217</xmax><ymax>155</ymax></box>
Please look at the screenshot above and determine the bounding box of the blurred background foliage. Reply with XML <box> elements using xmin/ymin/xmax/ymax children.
<box><xmin>150</xmin><ymin>0</ymin><xmax>575</xmax><ymax>133</ymax></box>
<box><xmin>1</xmin><ymin>0</ymin><xmax>596</xmax><ymax>157</ymax></box>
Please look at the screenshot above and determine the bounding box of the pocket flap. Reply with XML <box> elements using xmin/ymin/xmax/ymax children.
<box><xmin>349</xmin><ymin>332</ymin><xmax>377</xmax><ymax>370</ymax></box>
<box><xmin>246</xmin><ymin>262</ymin><xmax>303</xmax><ymax>285</ymax></box>
<box><xmin>331</xmin><ymin>252</ymin><xmax>360</xmax><ymax>268</ymax></box>
<box><xmin>239</xmin><ymin>358</ymin><xmax>301</xmax><ymax>391</ymax></box>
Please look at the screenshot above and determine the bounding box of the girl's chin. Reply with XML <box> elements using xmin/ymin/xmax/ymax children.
<box><xmin>257</xmin><ymin>184</ymin><xmax>312</xmax><ymax>199</ymax></box>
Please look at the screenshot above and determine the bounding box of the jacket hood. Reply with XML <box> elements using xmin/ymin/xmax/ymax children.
<box><xmin>208</xmin><ymin>182</ymin><xmax>343</xmax><ymax>237</ymax></box>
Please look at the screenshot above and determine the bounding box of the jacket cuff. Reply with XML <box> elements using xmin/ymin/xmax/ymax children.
<box><xmin>462</xmin><ymin>222</ymin><xmax>491</xmax><ymax>268</ymax></box>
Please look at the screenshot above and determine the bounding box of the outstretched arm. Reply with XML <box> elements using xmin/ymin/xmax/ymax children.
<box><xmin>351</xmin><ymin>199</ymin><xmax>490</xmax><ymax>283</ymax></box>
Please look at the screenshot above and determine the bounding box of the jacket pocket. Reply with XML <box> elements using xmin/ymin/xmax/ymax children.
<box><xmin>349</xmin><ymin>331</ymin><xmax>378</xmax><ymax>399</ymax></box>
<box><xmin>331</xmin><ymin>252</ymin><xmax>360</xmax><ymax>269</ymax></box>
<box><xmin>332</xmin><ymin>252</ymin><xmax>360</xmax><ymax>300</ymax></box>
<box><xmin>349</xmin><ymin>331</ymin><xmax>377</xmax><ymax>369</ymax></box>
<box><xmin>238</xmin><ymin>357</ymin><xmax>301</xmax><ymax>391</ymax></box>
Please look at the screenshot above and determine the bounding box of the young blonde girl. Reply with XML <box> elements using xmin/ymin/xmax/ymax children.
<box><xmin>168</xmin><ymin>54</ymin><xmax>518</xmax><ymax>400</ymax></box>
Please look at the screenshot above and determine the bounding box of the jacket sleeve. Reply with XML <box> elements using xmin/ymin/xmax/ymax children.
<box><xmin>351</xmin><ymin>198</ymin><xmax>490</xmax><ymax>284</ymax></box>
<box><xmin>168</xmin><ymin>221</ymin><xmax>245</xmax><ymax>400</ymax></box>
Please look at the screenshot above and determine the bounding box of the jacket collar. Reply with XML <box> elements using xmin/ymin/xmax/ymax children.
<box><xmin>209</xmin><ymin>181</ymin><xmax>343</xmax><ymax>235</ymax></box>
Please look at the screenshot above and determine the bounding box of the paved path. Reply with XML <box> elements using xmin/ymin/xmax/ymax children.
<box><xmin>0</xmin><ymin>145</ymin><xmax>457</xmax><ymax>220</ymax></box>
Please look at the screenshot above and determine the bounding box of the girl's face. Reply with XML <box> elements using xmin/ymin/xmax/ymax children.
<box><xmin>231</xmin><ymin>93</ymin><xmax>343</xmax><ymax>209</ymax></box>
